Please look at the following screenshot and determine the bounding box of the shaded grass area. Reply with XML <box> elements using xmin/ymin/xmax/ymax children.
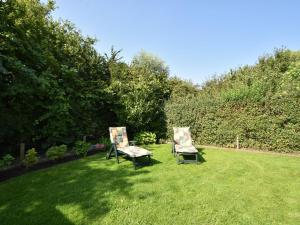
<box><xmin>0</xmin><ymin>144</ymin><xmax>300</xmax><ymax>225</ymax></box>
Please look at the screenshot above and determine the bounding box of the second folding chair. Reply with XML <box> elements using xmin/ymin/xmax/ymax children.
<box><xmin>172</xmin><ymin>127</ymin><xmax>199</xmax><ymax>164</ymax></box>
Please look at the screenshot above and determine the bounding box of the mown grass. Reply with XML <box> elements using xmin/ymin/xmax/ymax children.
<box><xmin>0</xmin><ymin>144</ymin><xmax>299</xmax><ymax>225</ymax></box>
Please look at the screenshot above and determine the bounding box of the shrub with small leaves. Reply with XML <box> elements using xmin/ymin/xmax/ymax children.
<box><xmin>46</xmin><ymin>145</ymin><xmax>67</xmax><ymax>160</ymax></box>
<box><xmin>134</xmin><ymin>132</ymin><xmax>157</xmax><ymax>145</ymax></box>
<box><xmin>74</xmin><ymin>141</ymin><xmax>91</xmax><ymax>157</ymax></box>
<box><xmin>99</xmin><ymin>137</ymin><xmax>111</xmax><ymax>150</ymax></box>
<box><xmin>23</xmin><ymin>148</ymin><xmax>38</xmax><ymax>168</ymax></box>
<box><xmin>2</xmin><ymin>154</ymin><xmax>15</xmax><ymax>167</ymax></box>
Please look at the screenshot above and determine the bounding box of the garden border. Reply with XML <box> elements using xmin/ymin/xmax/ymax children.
<box><xmin>0</xmin><ymin>148</ymin><xmax>105</xmax><ymax>182</ymax></box>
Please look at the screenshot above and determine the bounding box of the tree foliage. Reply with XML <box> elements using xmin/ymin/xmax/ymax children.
<box><xmin>0</xmin><ymin>1</ymin><xmax>170</xmax><ymax>154</ymax></box>
<box><xmin>107</xmin><ymin>51</ymin><xmax>170</xmax><ymax>139</ymax></box>
<box><xmin>0</xmin><ymin>0</ymin><xmax>111</xmax><ymax>151</ymax></box>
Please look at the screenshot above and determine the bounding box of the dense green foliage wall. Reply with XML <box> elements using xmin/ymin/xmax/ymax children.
<box><xmin>166</xmin><ymin>50</ymin><xmax>300</xmax><ymax>152</ymax></box>
<box><xmin>0</xmin><ymin>0</ymin><xmax>169</xmax><ymax>155</ymax></box>
<box><xmin>0</xmin><ymin>0</ymin><xmax>113</xmax><ymax>151</ymax></box>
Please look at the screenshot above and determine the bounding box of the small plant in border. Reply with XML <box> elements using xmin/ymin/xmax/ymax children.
<box><xmin>23</xmin><ymin>148</ymin><xmax>38</xmax><ymax>168</ymax></box>
<box><xmin>46</xmin><ymin>145</ymin><xmax>67</xmax><ymax>160</ymax></box>
<box><xmin>99</xmin><ymin>137</ymin><xmax>111</xmax><ymax>150</ymax></box>
<box><xmin>134</xmin><ymin>132</ymin><xmax>157</xmax><ymax>145</ymax></box>
<box><xmin>74</xmin><ymin>141</ymin><xmax>90</xmax><ymax>157</ymax></box>
<box><xmin>0</xmin><ymin>154</ymin><xmax>15</xmax><ymax>168</ymax></box>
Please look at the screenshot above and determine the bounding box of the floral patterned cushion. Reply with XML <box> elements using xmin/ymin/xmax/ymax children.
<box><xmin>118</xmin><ymin>146</ymin><xmax>152</xmax><ymax>157</ymax></box>
<box><xmin>175</xmin><ymin>144</ymin><xmax>198</xmax><ymax>153</ymax></box>
<box><xmin>109</xmin><ymin>127</ymin><xmax>129</xmax><ymax>148</ymax></box>
<box><xmin>173</xmin><ymin>127</ymin><xmax>193</xmax><ymax>146</ymax></box>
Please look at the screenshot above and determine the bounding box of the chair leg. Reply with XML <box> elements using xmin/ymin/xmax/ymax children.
<box><xmin>176</xmin><ymin>153</ymin><xmax>180</xmax><ymax>164</ymax></box>
<box><xmin>114</xmin><ymin>148</ymin><xmax>119</xmax><ymax>164</ymax></box>
<box><xmin>148</xmin><ymin>155</ymin><xmax>151</xmax><ymax>165</ymax></box>
<box><xmin>132</xmin><ymin>157</ymin><xmax>136</xmax><ymax>169</ymax></box>
<box><xmin>106</xmin><ymin>145</ymin><xmax>113</xmax><ymax>160</ymax></box>
<box><xmin>172</xmin><ymin>142</ymin><xmax>176</xmax><ymax>157</ymax></box>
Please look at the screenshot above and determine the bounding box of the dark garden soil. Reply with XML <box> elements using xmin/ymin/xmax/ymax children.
<box><xmin>0</xmin><ymin>148</ymin><xmax>106</xmax><ymax>182</ymax></box>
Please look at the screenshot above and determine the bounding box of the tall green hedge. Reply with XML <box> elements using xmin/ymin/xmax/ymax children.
<box><xmin>166</xmin><ymin>50</ymin><xmax>300</xmax><ymax>152</ymax></box>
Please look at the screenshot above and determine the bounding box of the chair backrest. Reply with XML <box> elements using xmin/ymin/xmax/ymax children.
<box><xmin>109</xmin><ymin>127</ymin><xmax>129</xmax><ymax>148</ymax></box>
<box><xmin>173</xmin><ymin>127</ymin><xmax>193</xmax><ymax>146</ymax></box>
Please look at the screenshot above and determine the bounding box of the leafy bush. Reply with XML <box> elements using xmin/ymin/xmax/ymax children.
<box><xmin>110</xmin><ymin>51</ymin><xmax>170</xmax><ymax>140</ymax></box>
<box><xmin>158</xmin><ymin>139</ymin><xmax>167</xmax><ymax>144</ymax></box>
<box><xmin>134</xmin><ymin>132</ymin><xmax>157</xmax><ymax>145</ymax></box>
<box><xmin>0</xmin><ymin>154</ymin><xmax>15</xmax><ymax>168</ymax></box>
<box><xmin>46</xmin><ymin>145</ymin><xmax>67</xmax><ymax>160</ymax></box>
<box><xmin>23</xmin><ymin>148</ymin><xmax>38</xmax><ymax>168</ymax></box>
<box><xmin>2</xmin><ymin>154</ymin><xmax>15</xmax><ymax>167</ymax></box>
<box><xmin>99</xmin><ymin>137</ymin><xmax>111</xmax><ymax>150</ymax></box>
<box><xmin>74</xmin><ymin>141</ymin><xmax>91</xmax><ymax>157</ymax></box>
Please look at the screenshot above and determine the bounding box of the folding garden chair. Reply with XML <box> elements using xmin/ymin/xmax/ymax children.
<box><xmin>106</xmin><ymin>127</ymin><xmax>152</xmax><ymax>169</ymax></box>
<box><xmin>172</xmin><ymin>127</ymin><xmax>199</xmax><ymax>164</ymax></box>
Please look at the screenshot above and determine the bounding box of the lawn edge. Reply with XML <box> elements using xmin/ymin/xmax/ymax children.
<box><xmin>199</xmin><ymin>144</ymin><xmax>300</xmax><ymax>157</ymax></box>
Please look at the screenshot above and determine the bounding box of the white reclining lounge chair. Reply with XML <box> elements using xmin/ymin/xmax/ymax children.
<box><xmin>106</xmin><ymin>127</ymin><xmax>152</xmax><ymax>169</ymax></box>
<box><xmin>172</xmin><ymin>127</ymin><xmax>199</xmax><ymax>164</ymax></box>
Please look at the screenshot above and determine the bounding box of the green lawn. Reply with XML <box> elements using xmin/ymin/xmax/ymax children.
<box><xmin>1</xmin><ymin>144</ymin><xmax>300</xmax><ymax>225</ymax></box>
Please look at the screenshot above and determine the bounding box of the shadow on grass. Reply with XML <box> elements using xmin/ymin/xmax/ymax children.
<box><xmin>0</xmin><ymin>153</ymin><xmax>152</xmax><ymax>225</ymax></box>
<box><xmin>197</xmin><ymin>147</ymin><xmax>206</xmax><ymax>163</ymax></box>
<box><xmin>142</xmin><ymin>144</ymin><xmax>162</xmax><ymax>152</ymax></box>
<box><xmin>111</xmin><ymin>145</ymin><xmax>162</xmax><ymax>168</ymax></box>
<box><xmin>108</xmin><ymin>150</ymin><xmax>162</xmax><ymax>169</ymax></box>
<box><xmin>177</xmin><ymin>147</ymin><xmax>206</xmax><ymax>164</ymax></box>
<box><xmin>181</xmin><ymin>153</ymin><xmax>206</xmax><ymax>163</ymax></box>
<box><xmin>196</xmin><ymin>147</ymin><xmax>205</xmax><ymax>154</ymax></box>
